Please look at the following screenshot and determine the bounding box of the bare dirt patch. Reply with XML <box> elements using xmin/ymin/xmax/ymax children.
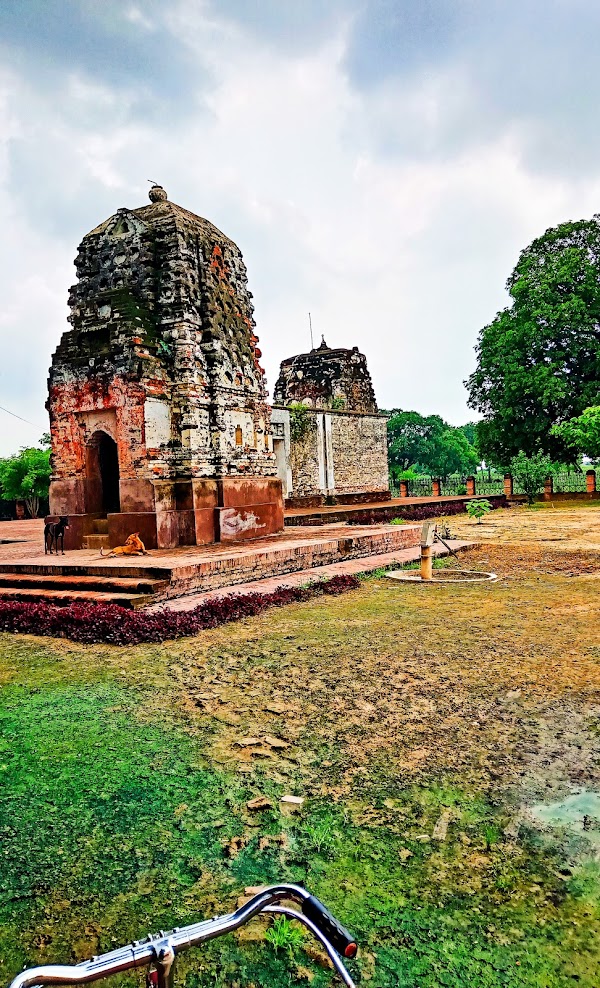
<box><xmin>448</xmin><ymin>501</ymin><xmax>600</xmax><ymax>551</ymax></box>
<box><xmin>167</xmin><ymin>536</ymin><xmax>600</xmax><ymax>810</ymax></box>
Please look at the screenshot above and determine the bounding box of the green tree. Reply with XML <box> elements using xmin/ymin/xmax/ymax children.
<box><xmin>466</xmin><ymin>217</ymin><xmax>600</xmax><ymax>464</ymax></box>
<box><xmin>387</xmin><ymin>410</ymin><xmax>479</xmax><ymax>481</ymax></box>
<box><xmin>551</xmin><ymin>406</ymin><xmax>600</xmax><ymax>461</ymax></box>
<box><xmin>429</xmin><ymin>427</ymin><xmax>479</xmax><ymax>479</ymax></box>
<box><xmin>510</xmin><ymin>450</ymin><xmax>552</xmax><ymax>504</ymax></box>
<box><xmin>457</xmin><ymin>421</ymin><xmax>479</xmax><ymax>450</ymax></box>
<box><xmin>0</xmin><ymin>446</ymin><xmax>51</xmax><ymax>517</ymax></box>
<box><xmin>387</xmin><ymin>410</ymin><xmax>443</xmax><ymax>475</ymax></box>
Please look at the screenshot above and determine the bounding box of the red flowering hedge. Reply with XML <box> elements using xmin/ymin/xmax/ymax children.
<box><xmin>0</xmin><ymin>574</ymin><xmax>360</xmax><ymax>645</ymax></box>
<box><xmin>347</xmin><ymin>496</ymin><xmax>508</xmax><ymax>526</ymax></box>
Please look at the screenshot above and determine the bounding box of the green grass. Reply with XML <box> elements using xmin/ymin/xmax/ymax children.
<box><xmin>0</xmin><ymin>614</ymin><xmax>598</xmax><ymax>987</ymax></box>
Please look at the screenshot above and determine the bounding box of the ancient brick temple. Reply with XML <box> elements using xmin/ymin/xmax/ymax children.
<box><xmin>272</xmin><ymin>338</ymin><xmax>389</xmax><ymax>502</ymax></box>
<box><xmin>47</xmin><ymin>185</ymin><xmax>283</xmax><ymax>550</ymax></box>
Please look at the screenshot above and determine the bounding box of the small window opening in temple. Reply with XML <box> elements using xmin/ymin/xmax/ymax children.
<box><xmin>235</xmin><ymin>372</ymin><xmax>243</xmax><ymax>387</ymax></box>
<box><xmin>235</xmin><ymin>425</ymin><xmax>243</xmax><ymax>446</ymax></box>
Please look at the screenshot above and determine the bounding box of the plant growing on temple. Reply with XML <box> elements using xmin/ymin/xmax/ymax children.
<box><xmin>289</xmin><ymin>402</ymin><xmax>311</xmax><ymax>443</ymax></box>
<box><xmin>466</xmin><ymin>216</ymin><xmax>600</xmax><ymax>464</ymax></box>
<box><xmin>466</xmin><ymin>498</ymin><xmax>492</xmax><ymax>523</ymax></box>
<box><xmin>510</xmin><ymin>450</ymin><xmax>552</xmax><ymax>504</ymax></box>
<box><xmin>551</xmin><ymin>406</ymin><xmax>600</xmax><ymax>461</ymax></box>
<box><xmin>0</xmin><ymin>445</ymin><xmax>51</xmax><ymax>517</ymax></box>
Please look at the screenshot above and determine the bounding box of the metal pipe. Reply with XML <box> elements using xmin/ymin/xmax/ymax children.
<box><xmin>420</xmin><ymin>544</ymin><xmax>433</xmax><ymax>580</ymax></box>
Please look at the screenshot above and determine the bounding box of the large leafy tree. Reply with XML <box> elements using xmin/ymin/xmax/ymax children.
<box><xmin>551</xmin><ymin>405</ymin><xmax>600</xmax><ymax>460</ymax></box>
<box><xmin>387</xmin><ymin>410</ymin><xmax>478</xmax><ymax>480</ymax></box>
<box><xmin>466</xmin><ymin>217</ymin><xmax>600</xmax><ymax>464</ymax></box>
<box><xmin>0</xmin><ymin>446</ymin><xmax>51</xmax><ymax>517</ymax></box>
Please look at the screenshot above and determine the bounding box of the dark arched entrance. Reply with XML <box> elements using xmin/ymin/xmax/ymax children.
<box><xmin>86</xmin><ymin>431</ymin><xmax>120</xmax><ymax>514</ymax></box>
<box><xmin>98</xmin><ymin>432</ymin><xmax>120</xmax><ymax>512</ymax></box>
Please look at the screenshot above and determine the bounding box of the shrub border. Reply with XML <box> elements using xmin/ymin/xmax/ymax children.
<box><xmin>0</xmin><ymin>574</ymin><xmax>360</xmax><ymax>646</ymax></box>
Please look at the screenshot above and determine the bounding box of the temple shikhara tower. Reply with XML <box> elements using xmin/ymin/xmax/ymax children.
<box><xmin>272</xmin><ymin>338</ymin><xmax>389</xmax><ymax>501</ymax></box>
<box><xmin>47</xmin><ymin>184</ymin><xmax>283</xmax><ymax>549</ymax></box>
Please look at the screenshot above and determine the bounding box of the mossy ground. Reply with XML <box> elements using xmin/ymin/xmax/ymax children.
<box><xmin>1</xmin><ymin>520</ymin><xmax>599</xmax><ymax>987</ymax></box>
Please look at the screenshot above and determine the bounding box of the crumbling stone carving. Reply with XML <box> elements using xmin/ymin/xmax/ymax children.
<box><xmin>47</xmin><ymin>185</ymin><xmax>283</xmax><ymax>549</ymax></box>
<box><xmin>274</xmin><ymin>337</ymin><xmax>378</xmax><ymax>413</ymax></box>
<box><xmin>272</xmin><ymin>339</ymin><xmax>389</xmax><ymax>502</ymax></box>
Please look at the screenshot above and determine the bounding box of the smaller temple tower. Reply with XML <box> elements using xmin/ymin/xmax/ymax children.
<box><xmin>274</xmin><ymin>337</ymin><xmax>378</xmax><ymax>413</ymax></box>
<box><xmin>47</xmin><ymin>185</ymin><xmax>283</xmax><ymax>549</ymax></box>
<box><xmin>272</xmin><ymin>338</ymin><xmax>389</xmax><ymax>502</ymax></box>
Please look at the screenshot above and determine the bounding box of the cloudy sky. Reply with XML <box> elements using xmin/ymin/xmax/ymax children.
<box><xmin>2</xmin><ymin>0</ymin><xmax>600</xmax><ymax>456</ymax></box>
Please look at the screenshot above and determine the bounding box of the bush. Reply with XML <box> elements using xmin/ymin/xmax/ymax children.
<box><xmin>466</xmin><ymin>498</ymin><xmax>493</xmax><ymax>523</ymax></box>
<box><xmin>510</xmin><ymin>450</ymin><xmax>552</xmax><ymax>504</ymax></box>
<box><xmin>0</xmin><ymin>574</ymin><xmax>360</xmax><ymax>645</ymax></box>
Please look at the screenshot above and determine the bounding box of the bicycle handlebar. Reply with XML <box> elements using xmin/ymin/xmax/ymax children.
<box><xmin>8</xmin><ymin>885</ymin><xmax>358</xmax><ymax>988</ymax></box>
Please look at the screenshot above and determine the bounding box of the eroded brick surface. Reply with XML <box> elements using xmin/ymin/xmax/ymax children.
<box><xmin>46</xmin><ymin>185</ymin><xmax>282</xmax><ymax>546</ymax></box>
<box><xmin>272</xmin><ymin>338</ymin><xmax>389</xmax><ymax>498</ymax></box>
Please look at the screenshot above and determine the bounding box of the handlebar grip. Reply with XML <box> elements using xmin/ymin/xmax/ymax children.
<box><xmin>301</xmin><ymin>895</ymin><xmax>358</xmax><ymax>958</ymax></box>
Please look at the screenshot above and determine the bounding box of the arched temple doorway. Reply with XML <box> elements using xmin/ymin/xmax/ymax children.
<box><xmin>86</xmin><ymin>431</ymin><xmax>120</xmax><ymax>514</ymax></box>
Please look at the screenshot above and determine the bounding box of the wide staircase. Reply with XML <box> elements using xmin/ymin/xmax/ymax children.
<box><xmin>81</xmin><ymin>517</ymin><xmax>110</xmax><ymax>552</ymax></box>
<box><xmin>0</xmin><ymin>570</ymin><xmax>169</xmax><ymax>609</ymax></box>
<box><xmin>0</xmin><ymin>522</ymin><xmax>424</xmax><ymax>610</ymax></box>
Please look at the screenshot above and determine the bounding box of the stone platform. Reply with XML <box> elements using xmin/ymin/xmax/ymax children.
<box><xmin>0</xmin><ymin>520</ymin><xmax>422</xmax><ymax>608</ymax></box>
<box><xmin>285</xmin><ymin>494</ymin><xmax>478</xmax><ymax>526</ymax></box>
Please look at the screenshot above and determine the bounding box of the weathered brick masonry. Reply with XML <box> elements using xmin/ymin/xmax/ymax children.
<box><xmin>47</xmin><ymin>185</ymin><xmax>283</xmax><ymax>549</ymax></box>
<box><xmin>272</xmin><ymin>338</ymin><xmax>389</xmax><ymax>502</ymax></box>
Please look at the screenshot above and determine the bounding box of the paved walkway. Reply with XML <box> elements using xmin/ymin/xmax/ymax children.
<box><xmin>147</xmin><ymin>539</ymin><xmax>472</xmax><ymax>612</ymax></box>
<box><xmin>0</xmin><ymin>519</ymin><xmax>42</xmax><ymax>544</ymax></box>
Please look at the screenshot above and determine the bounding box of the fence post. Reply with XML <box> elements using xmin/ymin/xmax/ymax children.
<box><xmin>432</xmin><ymin>478</ymin><xmax>441</xmax><ymax>497</ymax></box>
<box><xmin>399</xmin><ymin>480</ymin><xmax>409</xmax><ymax>498</ymax></box>
<box><xmin>504</xmin><ymin>473</ymin><xmax>513</xmax><ymax>498</ymax></box>
<box><xmin>544</xmin><ymin>475</ymin><xmax>554</xmax><ymax>499</ymax></box>
<box><xmin>466</xmin><ymin>476</ymin><xmax>476</xmax><ymax>496</ymax></box>
<box><xmin>587</xmin><ymin>469</ymin><xmax>597</xmax><ymax>494</ymax></box>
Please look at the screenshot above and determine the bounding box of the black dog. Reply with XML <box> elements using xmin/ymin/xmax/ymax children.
<box><xmin>44</xmin><ymin>516</ymin><xmax>69</xmax><ymax>555</ymax></box>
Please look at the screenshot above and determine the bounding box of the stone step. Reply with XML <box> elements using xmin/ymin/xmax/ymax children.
<box><xmin>0</xmin><ymin>524</ymin><xmax>423</xmax><ymax>605</ymax></box>
<box><xmin>82</xmin><ymin>534</ymin><xmax>110</xmax><ymax>550</ymax></box>
<box><xmin>0</xmin><ymin>574</ymin><xmax>168</xmax><ymax>594</ymax></box>
<box><xmin>0</xmin><ymin>587</ymin><xmax>154</xmax><ymax>609</ymax></box>
<box><xmin>92</xmin><ymin>519</ymin><xmax>109</xmax><ymax>534</ymax></box>
<box><xmin>0</xmin><ymin>560</ymin><xmax>173</xmax><ymax>579</ymax></box>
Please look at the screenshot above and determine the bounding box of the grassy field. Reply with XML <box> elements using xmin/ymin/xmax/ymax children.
<box><xmin>1</xmin><ymin>506</ymin><xmax>599</xmax><ymax>987</ymax></box>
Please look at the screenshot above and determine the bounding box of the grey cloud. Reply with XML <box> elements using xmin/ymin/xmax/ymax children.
<box><xmin>8</xmin><ymin>140</ymin><xmax>119</xmax><ymax>244</ymax></box>
<box><xmin>207</xmin><ymin>0</ymin><xmax>351</xmax><ymax>50</ymax></box>
<box><xmin>342</xmin><ymin>0</ymin><xmax>600</xmax><ymax>178</ymax></box>
<box><xmin>0</xmin><ymin>0</ymin><xmax>205</xmax><ymax>124</ymax></box>
<box><xmin>346</xmin><ymin>0</ymin><xmax>462</xmax><ymax>83</ymax></box>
